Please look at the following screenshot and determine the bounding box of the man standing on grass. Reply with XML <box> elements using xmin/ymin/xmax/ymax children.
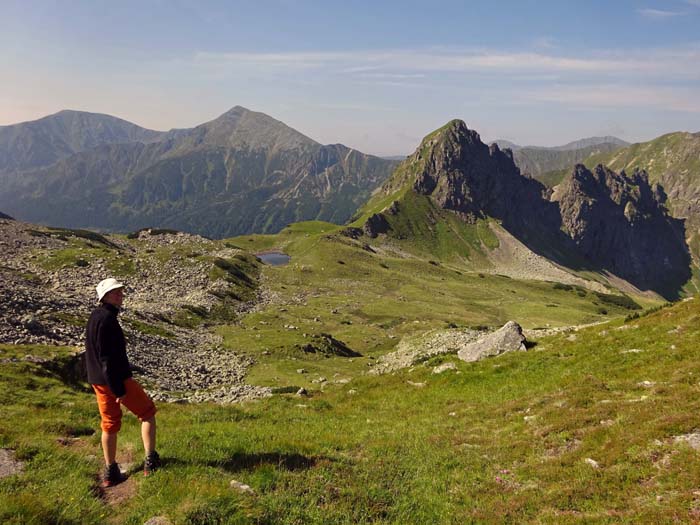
<box><xmin>85</xmin><ymin>278</ymin><xmax>160</xmax><ymax>487</ymax></box>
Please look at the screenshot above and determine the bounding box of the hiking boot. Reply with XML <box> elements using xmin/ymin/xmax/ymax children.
<box><xmin>102</xmin><ymin>463</ymin><xmax>126</xmax><ymax>488</ymax></box>
<box><xmin>143</xmin><ymin>451</ymin><xmax>161</xmax><ymax>476</ymax></box>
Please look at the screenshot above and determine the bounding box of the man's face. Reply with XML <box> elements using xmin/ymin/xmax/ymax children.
<box><xmin>103</xmin><ymin>287</ymin><xmax>124</xmax><ymax>307</ymax></box>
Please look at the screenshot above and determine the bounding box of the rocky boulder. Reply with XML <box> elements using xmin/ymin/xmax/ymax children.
<box><xmin>369</xmin><ymin>328</ymin><xmax>481</xmax><ymax>375</ymax></box>
<box><xmin>457</xmin><ymin>321</ymin><xmax>527</xmax><ymax>362</ymax></box>
<box><xmin>363</xmin><ymin>213</ymin><xmax>391</xmax><ymax>238</ymax></box>
<box><xmin>297</xmin><ymin>333</ymin><xmax>362</xmax><ymax>357</ymax></box>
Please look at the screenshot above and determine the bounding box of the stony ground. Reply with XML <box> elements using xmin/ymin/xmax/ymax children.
<box><xmin>0</xmin><ymin>219</ymin><xmax>270</xmax><ymax>403</ymax></box>
<box><xmin>485</xmin><ymin>224</ymin><xmax>610</xmax><ymax>292</ymax></box>
<box><xmin>0</xmin><ymin>449</ymin><xmax>23</xmax><ymax>480</ymax></box>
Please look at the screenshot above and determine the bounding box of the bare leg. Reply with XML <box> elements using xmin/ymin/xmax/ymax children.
<box><xmin>141</xmin><ymin>416</ymin><xmax>156</xmax><ymax>455</ymax></box>
<box><xmin>101</xmin><ymin>432</ymin><xmax>118</xmax><ymax>465</ymax></box>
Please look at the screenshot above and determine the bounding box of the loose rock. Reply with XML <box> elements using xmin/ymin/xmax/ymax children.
<box><xmin>230</xmin><ymin>480</ymin><xmax>255</xmax><ymax>495</ymax></box>
<box><xmin>0</xmin><ymin>449</ymin><xmax>24</xmax><ymax>479</ymax></box>
<box><xmin>144</xmin><ymin>517</ymin><xmax>173</xmax><ymax>525</ymax></box>
<box><xmin>584</xmin><ymin>458</ymin><xmax>600</xmax><ymax>468</ymax></box>
<box><xmin>432</xmin><ymin>362</ymin><xmax>457</xmax><ymax>374</ymax></box>
<box><xmin>674</xmin><ymin>432</ymin><xmax>700</xmax><ymax>450</ymax></box>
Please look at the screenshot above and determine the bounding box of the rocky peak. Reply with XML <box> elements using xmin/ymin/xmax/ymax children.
<box><xmin>556</xmin><ymin>163</ymin><xmax>689</xmax><ymax>295</ymax></box>
<box><xmin>403</xmin><ymin>120</ymin><xmax>553</xmax><ymax>229</ymax></box>
<box><xmin>186</xmin><ymin>106</ymin><xmax>316</xmax><ymax>152</ymax></box>
<box><xmin>564</xmin><ymin>164</ymin><xmax>666</xmax><ymax>224</ymax></box>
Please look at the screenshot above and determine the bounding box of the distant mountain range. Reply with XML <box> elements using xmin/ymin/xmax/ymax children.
<box><xmin>2</xmin><ymin>106</ymin><xmax>698</xmax><ymax>295</ymax></box>
<box><xmin>492</xmin><ymin>136</ymin><xmax>629</xmax><ymax>178</ymax></box>
<box><xmin>0</xmin><ymin>107</ymin><xmax>397</xmax><ymax>237</ymax></box>
<box><xmin>495</xmin><ymin>136</ymin><xmax>629</xmax><ymax>152</ymax></box>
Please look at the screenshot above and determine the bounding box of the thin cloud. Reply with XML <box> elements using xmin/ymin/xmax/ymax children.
<box><xmin>526</xmin><ymin>84</ymin><xmax>700</xmax><ymax>113</ymax></box>
<box><xmin>532</xmin><ymin>36</ymin><xmax>557</xmax><ymax>50</ymax></box>
<box><xmin>186</xmin><ymin>47</ymin><xmax>700</xmax><ymax>78</ymax></box>
<box><xmin>357</xmin><ymin>73</ymin><xmax>426</xmax><ymax>79</ymax></box>
<box><xmin>637</xmin><ymin>8</ymin><xmax>684</xmax><ymax>19</ymax></box>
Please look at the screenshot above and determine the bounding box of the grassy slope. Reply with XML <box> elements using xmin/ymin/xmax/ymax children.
<box><xmin>222</xmin><ymin>220</ymin><xmax>652</xmax><ymax>390</ymax></box>
<box><xmin>3</xmin><ymin>296</ymin><xmax>700</xmax><ymax>523</ymax></box>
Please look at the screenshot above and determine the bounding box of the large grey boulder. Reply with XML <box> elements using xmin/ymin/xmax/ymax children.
<box><xmin>457</xmin><ymin>321</ymin><xmax>527</xmax><ymax>362</ymax></box>
<box><xmin>369</xmin><ymin>328</ymin><xmax>481</xmax><ymax>375</ymax></box>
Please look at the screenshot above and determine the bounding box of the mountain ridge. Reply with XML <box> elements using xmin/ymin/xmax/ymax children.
<box><xmin>0</xmin><ymin>107</ymin><xmax>398</xmax><ymax>238</ymax></box>
<box><xmin>491</xmin><ymin>138</ymin><xmax>628</xmax><ymax>178</ymax></box>
<box><xmin>493</xmin><ymin>135</ymin><xmax>628</xmax><ymax>151</ymax></box>
<box><xmin>357</xmin><ymin>120</ymin><xmax>690</xmax><ymax>299</ymax></box>
<box><xmin>535</xmin><ymin>131</ymin><xmax>700</xmax><ymax>262</ymax></box>
<box><xmin>0</xmin><ymin>109</ymin><xmax>165</xmax><ymax>175</ymax></box>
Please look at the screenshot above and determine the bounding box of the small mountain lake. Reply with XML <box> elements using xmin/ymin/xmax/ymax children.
<box><xmin>256</xmin><ymin>251</ymin><xmax>291</xmax><ymax>266</ymax></box>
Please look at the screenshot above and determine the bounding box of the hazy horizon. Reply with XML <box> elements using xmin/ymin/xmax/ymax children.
<box><xmin>2</xmin><ymin>0</ymin><xmax>699</xmax><ymax>156</ymax></box>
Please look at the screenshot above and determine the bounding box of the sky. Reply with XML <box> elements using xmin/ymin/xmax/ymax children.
<box><xmin>1</xmin><ymin>0</ymin><xmax>699</xmax><ymax>156</ymax></box>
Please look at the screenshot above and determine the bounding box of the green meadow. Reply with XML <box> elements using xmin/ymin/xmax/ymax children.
<box><xmin>221</xmin><ymin>220</ymin><xmax>651</xmax><ymax>389</ymax></box>
<box><xmin>3</xmin><ymin>296</ymin><xmax>700</xmax><ymax>523</ymax></box>
<box><xmin>4</xmin><ymin>217</ymin><xmax>694</xmax><ymax>524</ymax></box>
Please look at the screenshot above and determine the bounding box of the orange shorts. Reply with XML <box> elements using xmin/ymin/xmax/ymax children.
<box><xmin>92</xmin><ymin>378</ymin><xmax>157</xmax><ymax>433</ymax></box>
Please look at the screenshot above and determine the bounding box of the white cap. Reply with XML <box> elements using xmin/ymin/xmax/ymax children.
<box><xmin>96</xmin><ymin>278</ymin><xmax>125</xmax><ymax>301</ymax></box>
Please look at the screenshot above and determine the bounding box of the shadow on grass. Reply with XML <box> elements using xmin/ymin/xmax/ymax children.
<box><xmin>162</xmin><ymin>452</ymin><xmax>327</xmax><ymax>472</ymax></box>
<box><xmin>216</xmin><ymin>452</ymin><xmax>323</xmax><ymax>472</ymax></box>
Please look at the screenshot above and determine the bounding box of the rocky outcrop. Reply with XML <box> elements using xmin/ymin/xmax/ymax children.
<box><xmin>365</xmin><ymin>120</ymin><xmax>569</xmax><ymax>255</ymax></box>
<box><xmin>369</xmin><ymin>328</ymin><xmax>481</xmax><ymax>374</ymax></box>
<box><xmin>555</xmin><ymin>164</ymin><xmax>691</xmax><ymax>297</ymax></box>
<box><xmin>457</xmin><ymin>321</ymin><xmax>527</xmax><ymax>362</ymax></box>
<box><xmin>363</xmin><ymin>213</ymin><xmax>391</xmax><ymax>238</ymax></box>
<box><xmin>410</xmin><ymin>122</ymin><xmax>557</xmax><ymax>231</ymax></box>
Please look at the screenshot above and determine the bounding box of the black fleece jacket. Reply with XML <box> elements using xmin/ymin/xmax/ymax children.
<box><xmin>85</xmin><ymin>303</ymin><xmax>132</xmax><ymax>397</ymax></box>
